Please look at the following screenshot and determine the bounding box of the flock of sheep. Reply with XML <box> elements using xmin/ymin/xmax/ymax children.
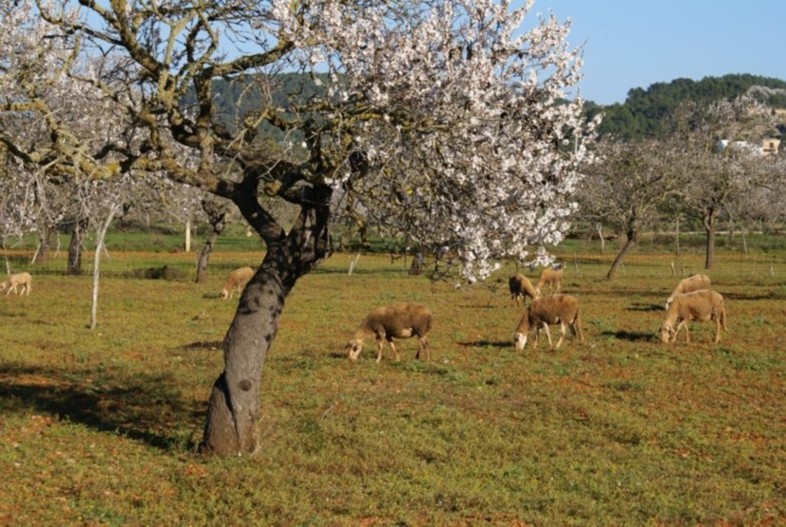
<box><xmin>331</xmin><ymin>266</ymin><xmax>728</xmax><ymax>362</ymax></box>
<box><xmin>3</xmin><ymin>263</ymin><xmax>727</xmax><ymax>362</ymax></box>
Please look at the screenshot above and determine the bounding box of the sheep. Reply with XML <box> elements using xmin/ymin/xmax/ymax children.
<box><xmin>514</xmin><ymin>294</ymin><xmax>584</xmax><ymax>350</ymax></box>
<box><xmin>535</xmin><ymin>265</ymin><xmax>564</xmax><ymax>296</ymax></box>
<box><xmin>219</xmin><ymin>266</ymin><xmax>254</xmax><ymax>300</ymax></box>
<box><xmin>508</xmin><ymin>273</ymin><xmax>539</xmax><ymax>307</ymax></box>
<box><xmin>665</xmin><ymin>273</ymin><xmax>711</xmax><ymax>310</ymax></box>
<box><xmin>660</xmin><ymin>289</ymin><xmax>726</xmax><ymax>344</ymax></box>
<box><xmin>0</xmin><ymin>272</ymin><xmax>32</xmax><ymax>295</ymax></box>
<box><xmin>346</xmin><ymin>302</ymin><xmax>432</xmax><ymax>363</ymax></box>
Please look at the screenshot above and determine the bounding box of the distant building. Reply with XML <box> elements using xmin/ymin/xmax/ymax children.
<box><xmin>762</xmin><ymin>137</ymin><xmax>781</xmax><ymax>156</ymax></box>
<box><xmin>716</xmin><ymin>138</ymin><xmax>780</xmax><ymax>156</ymax></box>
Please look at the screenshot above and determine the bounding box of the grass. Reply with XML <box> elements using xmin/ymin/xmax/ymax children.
<box><xmin>1</xmin><ymin>245</ymin><xmax>785</xmax><ymax>525</ymax></box>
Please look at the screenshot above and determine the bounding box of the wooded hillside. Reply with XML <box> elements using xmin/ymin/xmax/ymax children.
<box><xmin>584</xmin><ymin>74</ymin><xmax>786</xmax><ymax>139</ymax></box>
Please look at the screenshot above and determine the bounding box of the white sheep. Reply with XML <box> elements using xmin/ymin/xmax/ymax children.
<box><xmin>219</xmin><ymin>266</ymin><xmax>254</xmax><ymax>300</ymax></box>
<box><xmin>346</xmin><ymin>302</ymin><xmax>432</xmax><ymax>363</ymax></box>
<box><xmin>665</xmin><ymin>273</ymin><xmax>711</xmax><ymax>310</ymax></box>
<box><xmin>514</xmin><ymin>294</ymin><xmax>584</xmax><ymax>350</ymax></box>
<box><xmin>0</xmin><ymin>272</ymin><xmax>32</xmax><ymax>295</ymax></box>
<box><xmin>535</xmin><ymin>266</ymin><xmax>564</xmax><ymax>296</ymax></box>
<box><xmin>508</xmin><ymin>273</ymin><xmax>539</xmax><ymax>307</ymax></box>
<box><xmin>660</xmin><ymin>289</ymin><xmax>726</xmax><ymax>344</ymax></box>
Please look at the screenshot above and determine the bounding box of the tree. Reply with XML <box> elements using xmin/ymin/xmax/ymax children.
<box><xmin>9</xmin><ymin>0</ymin><xmax>595</xmax><ymax>456</ymax></box>
<box><xmin>668</xmin><ymin>97</ymin><xmax>777</xmax><ymax>269</ymax></box>
<box><xmin>580</xmin><ymin>138</ymin><xmax>678</xmax><ymax>279</ymax></box>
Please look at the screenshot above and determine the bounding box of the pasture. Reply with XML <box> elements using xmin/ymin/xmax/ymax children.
<box><xmin>1</xmin><ymin>240</ymin><xmax>785</xmax><ymax>525</ymax></box>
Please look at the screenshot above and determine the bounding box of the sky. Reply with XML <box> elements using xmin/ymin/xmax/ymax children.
<box><xmin>523</xmin><ymin>0</ymin><xmax>786</xmax><ymax>105</ymax></box>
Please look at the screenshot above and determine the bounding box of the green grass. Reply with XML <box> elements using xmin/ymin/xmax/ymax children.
<box><xmin>1</xmin><ymin>247</ymin><xmax>785</xmax><ymax>525</ymax></box>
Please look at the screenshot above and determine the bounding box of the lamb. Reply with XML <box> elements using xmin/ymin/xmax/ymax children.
<box><xmin>219</xmin><ymin>266</ymin><xmax>254</xmax><ymax>300</ymax></box>
<box><xmin>514</xmin><ymin>294</ymin><xmax>584</xmax><ymax>350</ymax></box>
<box><xmin>346</xmin><ymin>302</ymin><xmax>432</xmax><ymax>363</ymax></box>
<box><xmin>660</xmin><ymin>289</ymin><xmax>726</xmax><ymax>344</ymax></box>
<box><xmin>665</xmin><ymin>273</ymin><xmax>711</xmax><ymax>310</ymax></box>
<box><xmin>508</xmin><ymin>273</ymin><xmax>539</xmax><ymax>307</ymax></box>
<box><xmin>0</xmin><ymin>272</ymin><xmax>32</xmax><ymax>295</ymax></box>
<box><xmin>535</xmin><ymin>266</ymin><xmax>564</xmax><ymax>296</ymax></box>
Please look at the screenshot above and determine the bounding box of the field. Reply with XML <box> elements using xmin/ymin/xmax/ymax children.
<box><xmin>1</xmin><ymin>236</ymin><xmax>785</xmax><ymax>526</ymax></box>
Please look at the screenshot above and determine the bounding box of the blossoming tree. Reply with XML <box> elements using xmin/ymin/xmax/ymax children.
<box><xmin>7</xmin><ymin>0</ymin><xmax>595</xmax><ymax>455</ymax></box>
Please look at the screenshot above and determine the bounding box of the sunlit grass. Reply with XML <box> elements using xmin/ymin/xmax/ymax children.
<box><xmin>1</xmin><ymin>245</ymin><xmax>784</xmax><ymax>525</ymax></box>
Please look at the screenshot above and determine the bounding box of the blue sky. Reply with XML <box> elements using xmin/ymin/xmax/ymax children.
<box><xmin>524</xmin><ymin>0</ymin><xmax>786</xmax><ymax>105</ymax></box>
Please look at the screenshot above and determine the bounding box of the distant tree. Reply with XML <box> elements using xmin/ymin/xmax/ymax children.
<box><xmin>580</xmin><ymin>138</ymin><xmax>679</xmax><ymax>278</ymax></box>
<box><xmin>668</xmin><ymin>97</ymin><xmax>777</xmax><ymax>269</ymax></box>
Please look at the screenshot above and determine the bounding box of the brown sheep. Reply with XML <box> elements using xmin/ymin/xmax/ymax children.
<box><xmin>346</xmin><ymin>302</ymin><xmax>432</xmax><ymax>363</ymax></box>
<box><xmin>514</xmin><ymin>294</ymin><xmax>583</xmax><ymax>350</ymax></box>
<box><xmin>0</xmin><ymin>272</ymin><xmax>32</xmax><ymax>295</ymax></box>
<box><xmin>219</xmin><ymin>266</ymin><xmax>254</xmax><ymax>300</ymax></box>
<box><xmin>535</xmin><ymin>266</ymin><xmax>564</xmax><ymax>296</ymax></box>
<box><xmin>660</xmin><ymin>289</ymin><xmax>726</xmax><ymax>344</ymax></box>
<box><xmin>665</xmin><ymin>274</ymin><xmax>711</xmax><ymax>310</ymax></box>
<box><xmin>508</xmin><ymin>273</ymin><xmax>539</xmax><ymax>307</ymax></box>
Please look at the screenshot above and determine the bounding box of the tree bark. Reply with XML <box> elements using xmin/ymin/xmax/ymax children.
<box><xmin>703</xmin><ymin>207</ymin><xmax>717</xmax><ymax>270</ymax></box>
<box><xmin>31</xmin><ymin>224</ymin><xmax>54</xmax><ymax>264</ymax></box>
<box><xmin>606</xmin><ymin>230</ymin><xmax>639</xmax><ymax>279</ymax></box>
<box><xmin>195</xmin><ymin>200</ymin><xmax>227</xmax><ymax>284</ymax></box>
<box><xmin>198</xmin><ymin>184</ymin><xmax>331</xmax><ymax>456</ymax></box>
<box><xmin>67</xmin><ymin>217</ymin><xmax>89</xmax><ymax>275</ymax></box>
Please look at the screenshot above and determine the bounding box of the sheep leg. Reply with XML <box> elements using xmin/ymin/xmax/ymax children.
<box><xmin>554</xmin><ymin>322</ymin><xmax>566</xmax><ymax>349</ymax></box>
<box><xmin>572</xmin><ymin>313</ymin><xmax>585</xmax><ymax>342</ymax></box>
<box><xmin>674</xmin><ymin>320</ymin><xmax>690</xmax><ymax>343</ymax></box>
<box><xmin>541</xmin><ymin>322</ymin><xmax>553</xmax><ymax>348</ymax></box>
<box><xmin>375</xmin><ymin>338</ymin><xmax>385</xmax><ymax>363</ymax></box>
<box><xmin>416</xmin><ymin>336</ymin><xmax>430</xmax><ymax>361</ymax></box>
<box><xmin>388</xmin><ymin>339</ymin><xmax>400</xmax><ymax>362</ymax></box>
<box><xmin>714</xmin><ymin>318</ymin><xmax>722</xmax><ymax>344</ymax></box>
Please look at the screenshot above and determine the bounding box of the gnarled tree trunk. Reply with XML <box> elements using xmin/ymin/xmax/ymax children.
<box><xmin>606</xmin><ymin>228</ymin><xmax>639</xmax><ymax>279</ymax></box>
<box><xmin>198</xmin><ymin>184</ymin><xmax>331</xmax><ymax>456</ymax></box>
<box><xmin>67</xmin><ymin>217</ymin><xmax>89</xmax><ymax>275</ymax></box>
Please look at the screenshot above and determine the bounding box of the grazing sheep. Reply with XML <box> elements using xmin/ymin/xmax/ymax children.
<box><xmin>346</xmin><ymin>302</ymin><xmax>432</xmax><ymax>363</ymax></box>
<box><xmin>219</xmin><ymin>266</ymin><xmax>254</xmax><ymax>300</ymax></box>
<box><xmin>665</xmin><ymin>273</ymin><xmax>711</xmax><ymax>310</ymax></box>
<box><xmin>508</xmin><ymin>273</ymin><xmax>539</xmax><ymax>307</ymax></box>
<box><xmin>0</xmin><ymin>272</ymin><xmax>32</xmax><ymax>295</ymax></box>
<box><xmin>660</xmin><ymin>289</ymin><xmax>726</xmax><ymax>344</ymax></box>
<box><xmin>514</xmin><ymin>294</ymin><xmax>584</xmax><ymax>350</ymax></box>
<box><xmin>535</xmin><ymin>266</ymin><xmax>564</xmax><ymax>296</ymax></box>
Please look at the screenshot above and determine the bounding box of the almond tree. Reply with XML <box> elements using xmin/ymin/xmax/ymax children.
<box><xmin>580</xmin><ymin>138</ymin><xmax>679</xmax><ymax>279</ymax></box>
<box><xmin>12</xmin><ymin>0</ymin><xmax>595</xmax><ymax>455</ymax></box>
<box><xmin>669</xmin><ymin>97</ymin><xmax>776</xmax><ymax>269</ymax></box>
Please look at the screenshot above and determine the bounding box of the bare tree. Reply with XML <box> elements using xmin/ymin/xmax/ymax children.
<box><xmin>5</xmin><ymin>0</ymin><xmax>596</xmax><ymax>455</ymax></box>
<box><xmin>580</xmin><ymin>138</ymin><xmax>679</xmax><ymax>279</ymax></box>
<box><xmin>668</xmin><ymin>97</ymin><xmax>777</xmax><ymax>269</ymax></box>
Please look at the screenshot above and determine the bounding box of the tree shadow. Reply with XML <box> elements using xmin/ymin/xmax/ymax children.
<box><xmin>180</xmin><ymin>340</ymin><xmax>224</xmax><ymax>351</ymax></box>
<box><xmin>627</xmin><ymin>302</ymin><xmax>664</xmax><ymax>312</ymax></box>
<box><xmin>458</xmin><ymin>340</ymin><xmax>511</xmax><ymax>348</ymax></box>
<box><xmin>0</xmin><ymin>363</ymin><xmax>203</xmax><ymax>452</ymax></box>
<box><xmin>601</xmin><ymin>330</ymin><xmax>656</xmax><ymax>342</ymax></box>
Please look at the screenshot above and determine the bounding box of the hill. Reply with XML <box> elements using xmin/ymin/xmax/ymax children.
<box><xmin>584</xmin><ymin>74</ymin><xmax>786</xmax><ymax>140</ymax></box>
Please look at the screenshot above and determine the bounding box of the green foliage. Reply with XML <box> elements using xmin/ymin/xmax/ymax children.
<box><xmin>588</xmin><ymin>73</ymin><xmax>786</xmax><ymax>139</ymax></box>
<box><xmin>0</xmin><ymin>248</ymin><xmax>785</xmax><ymax>524</ymax></box>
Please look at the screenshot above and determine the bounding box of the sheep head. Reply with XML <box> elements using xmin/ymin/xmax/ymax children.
<box><xmin>346</xmin><ymin>338</ymin><xmax>364</xmax><ymax>360</ymax></box>
<box><xmin>659</xmin><ymin>323</ymin><xmax>674</xmax><ymax>344</ymax></box>
<box><xmin>513</xmin><ymin>331</ymin><xmax>528</xmax><ymax>350</ymax></box>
